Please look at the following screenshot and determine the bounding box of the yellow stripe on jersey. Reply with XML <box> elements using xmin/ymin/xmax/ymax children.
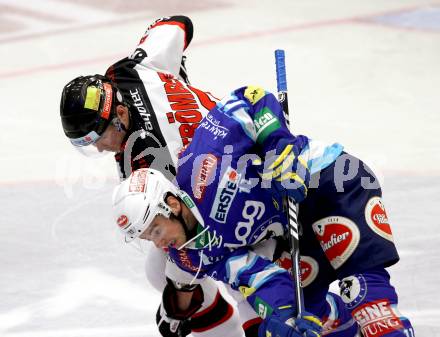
<box><xmin>261</xmin><ymin>155</ymin><xmax>294</xmax><ymax>181</ymax></box>
<box><xmin>303</xmin><ymin>315</ymin><xmax>323</xmax><ymax>327</ymax></box>
<box><xmin>298</xmin><ymin>155</ymin><xmax>308</xmax><ymax>170</ymax></box>
<box><xmin>276</xmin><ymin>172</ymin><xmax>308</xmax><ymax>194</ymax></box>
<box><xmin>268</xmin><ymin>145</ymin><xmax>293</xmax><ymax>170</ymax></box>
<box><xmin>261</xmin><ymin>147</ymin><xmax>295</xmax><ymax>181</ymax></box>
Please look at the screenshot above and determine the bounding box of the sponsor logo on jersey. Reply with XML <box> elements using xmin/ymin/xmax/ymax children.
<box><xmin>209</xmin><ymin>167</ymin><xmax>240</xmax><ymax>223</ymax></box>
<box><xmin>116</xmin><ymin>214</ymin><xmax>129</xmax><ymax>229</ymax></box>
<box><xmin>251</xmin><ymin>218</ymin><xmax>283</xmax><ymax>245</ymax></box>
<box><xmin>128</xmin><ymin>169</ymin><xmax>148</xmax><ymax>192</ymax></box>
<box><xmin>300</xmin><ymin>256</ymin><xmax>319</xmax><ymax>287</ymax></box>
<box><xmin>181</xmin><ymin>194</ymin><xmax>195</xmax><ymax>209</ymax></box>
<box><xmin>193</xmin><ymin>154</ymin><xmax>217</xmax><ymax>201</ymax></box>
<box><xmin>235</xmin><ymin>200</ymin><xmax>265</xmax><ymax>245</ymax></box>
<box><xmin>365</xmin><ymin>196</ymin><xmax>394</xmax><ymax>242</ymax></box>
<box><xmin>340</xmin><ymin>274</ymin><xmax>367</xmax><ymax>309</ymax></box>
<box><xmin>177</xmin><ymin>249</ymin><xmax>202</xmax><ymax>273</ymax></box>
<box><xmin>353</xmin><ymin>299</ymin><xmax>403</xmax><ymax>337</ymax></box>
<box><xmin>244</xmin><ymin>85</ymin><xmax>265</xmax><ymax>105</ymax></box>
<box><xmin>199</xmin><ymin>113</ymin><xmax>229</xmax><ymax>140</ymax></box>
<box><xmin>253</xmin><ymin>107</ymin><xmax>281</xmax><ymax>144</ymax></box>
<box><xmin>129</xmin><ymin>88</ymin><xmax>154</xmax><ymax>130</ymax></box>
<box><xmin>276</xmin><ymin>254</ymin><xmax>319</xmax><ymax>288</ymax></box>
<box><xmin>223</xmin><ymin>216</ymin><xmax>282</xmax><ymax>249</ymax></box>
<box><xmin>194</xmin><ymin>223</ymin><xmax>222</xmax><ymax>249</ymax></box>
<box><xmin>274</xmin><ymin>251</ymin><xmax>292</xmax><ymax>271</ymax></box>
<box><xmin>254</xmin><ymin>297</ymin><xmax>273</xmax><ymax>319</ymax></box>
<box><xmin>159</xmin><ymin>73</ymin><xmax>205</xmax><ymax>146</ymax></box>
<box><xmin>312</xmin><ymin>216</ymin><xmax>360</xmax><ymax>269</ymax></box>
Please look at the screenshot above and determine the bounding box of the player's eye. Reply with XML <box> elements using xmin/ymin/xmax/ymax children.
<box><xmin>152</xmin><ymin>226</ymin><xmax>161</xmax><ymax>237</ymax></box>
<box><xmin>148</xmin><ymin>223</ymin><xmax>161</xmax><ymax>238</ymax></box>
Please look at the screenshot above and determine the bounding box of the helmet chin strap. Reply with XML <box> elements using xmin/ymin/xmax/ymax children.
<box><xmin>112</xmin><ymin>116</ymin><xmax>128</xmax><ymax>133</ymax></box>
<box><xmin>121</xmin><ymin>102</ymin><xmax>131</xmax><ymax>132</ymax></box>
<box><xmin>119</xmin><ymin>122</ymin><xmax>128</xmax><ymax>132</ymax></box>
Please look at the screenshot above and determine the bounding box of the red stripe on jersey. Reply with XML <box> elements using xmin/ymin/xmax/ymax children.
<box><xmin>191</xmin><ymin>290</ymin><xmax>223</xmax><ymax>319</ymax></box>
<box><xmin>188</xmin><ymin>85</ymin><xmax>218</xmax><ymax>111</ymax></box>
<box><xmin>242</xmin><ymin>317</ymin><xmax>263</xmax><ymax>330</ymax></box>
<box><xmin>191</xmin><ymin>290</ymin><xmax>234</xmax><ymax>332</ymax></box>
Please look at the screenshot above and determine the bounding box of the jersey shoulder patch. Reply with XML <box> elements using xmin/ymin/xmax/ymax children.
<box><xmin>244</xmin><ymin>85</ymin><xmax>266</xmax><ymax>105</ymax></box>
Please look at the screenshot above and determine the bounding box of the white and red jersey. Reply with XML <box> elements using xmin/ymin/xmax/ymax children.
<box><xmin>106</xmin><ymin>17</ymin><xmax>246</xmax><ymax>337</ymax></box>
<box><xmin>105</xmin><ymin>16</ymin><xmax>217</xmax><ymax>180</ymax></box>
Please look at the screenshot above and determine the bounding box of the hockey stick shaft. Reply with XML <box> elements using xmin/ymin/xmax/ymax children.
<box><xmin>275</xmin><ymin>49</ymin><xmax>304</xmax><ymax>316</ymax></box>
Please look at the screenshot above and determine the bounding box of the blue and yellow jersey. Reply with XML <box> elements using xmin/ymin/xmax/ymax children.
<box><xmin>167</xmin><ymin>86</ymin><xmax>344</xmax><ymax>318</ymax></box>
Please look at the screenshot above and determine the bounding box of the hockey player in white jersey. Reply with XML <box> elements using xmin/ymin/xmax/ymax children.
<box><xmin>60</xmin><ymin>16</ymin><xmax>246</xmax><ymax>337</ymax></box>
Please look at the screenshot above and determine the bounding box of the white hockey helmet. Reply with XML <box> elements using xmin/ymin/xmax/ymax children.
<box><xmin>112</xmin><ymin>168</ymin><xmax>180</xmax><ymax>242</ymax></box>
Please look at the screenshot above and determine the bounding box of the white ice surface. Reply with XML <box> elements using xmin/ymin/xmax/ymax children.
<box><xmin>1</xmin><ymin>1</ymin><xmax>439</xmax><ymax>336</ymax></box>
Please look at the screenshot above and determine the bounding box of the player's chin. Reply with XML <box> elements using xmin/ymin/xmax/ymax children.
<box><xmin>165</xmin><ymin>239</ymin><xmax>176</xmax><ymax>249</ymax></box>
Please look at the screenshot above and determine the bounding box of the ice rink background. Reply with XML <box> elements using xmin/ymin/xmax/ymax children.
<box><xmin>1</xmin><ymin>0</ymin><xmax>440</xmax><ymax>336</ymax></box>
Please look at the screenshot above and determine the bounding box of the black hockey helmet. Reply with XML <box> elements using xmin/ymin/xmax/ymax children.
<box><xmin>60</xmin><ymin>74</ymin><xmax>123</xmax><ymax>146</ymax></box>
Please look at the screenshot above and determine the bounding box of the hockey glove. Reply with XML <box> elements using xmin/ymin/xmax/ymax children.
<box><xmin>259</xmin><ymin>307</ymin><xmax>322</xmax><ymax>337</ymax></box>
<box><xmin>262</xmin><ymin>138</ymin><xmax>310</xmax><ymax>204</ymax></box>
<box><xmin>156</xmin><ymin>303</ymin><xmax>191</xmax><ymax>337</ymax></box>
<box><xmin>156</xmin><ymin>278</ymin><xmax>204</xmax><ymax>337</ymax></box>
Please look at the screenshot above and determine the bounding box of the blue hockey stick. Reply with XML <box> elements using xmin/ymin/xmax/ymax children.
<box><xmin>275</xmin><ymin>49</ymin><xmax>304</xmax><ymax>316</ymax></box>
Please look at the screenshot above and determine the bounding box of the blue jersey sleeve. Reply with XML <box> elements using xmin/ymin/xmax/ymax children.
<box><xmin>214</xmin><ymin>86</ymin><xmax>311</xmax><ymax>202</ymax></box>
<box><xmin>233</xmin><ymin>86</ymin><xmax>302</xmax><ymax>150</ymax></box>
<box><xmin>340</xmin><ymin>267</ymin><xmax>414</xmax><ymax>336</ymax></box>
<box><xmin>209</xmin><ymin>247</ymin><xmax>297</xmax><ymax>319</ymax></box>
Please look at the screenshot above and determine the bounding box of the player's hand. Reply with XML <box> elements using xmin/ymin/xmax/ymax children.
<box><xmin>156</xmin><ymin>278</ymin><xmax>204</xmax><ymax>337</ymax></box>
<box><xmin>263</xmin><ymin>138</ymin><xmax>310</xmax><ymax>203</ymax></box>
<box><xmin>293</xmin><ymin>313</ymin><xmax>323</xmax><ymax>337</ymax></box>
<box><xmin>156</xmin><ymin>303</ymin><xmax>191</xmax><ymax>337</ymax></box>
<box><xmin>259</xmin><ymin>307</ymin><xmax>322</xmax><ymax>337</ymax></box>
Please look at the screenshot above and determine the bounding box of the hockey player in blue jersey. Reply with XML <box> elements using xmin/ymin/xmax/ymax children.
<box><xmin>112</xmin><ymin>86</ymin><xmax>415</xmax><ymax>337</ymax></box>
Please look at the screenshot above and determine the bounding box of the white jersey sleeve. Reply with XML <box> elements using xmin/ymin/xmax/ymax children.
<box><xmin>132</xmin><ymin>16</ymin><xmax>193</xmax><ymax>77</ymax></box>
